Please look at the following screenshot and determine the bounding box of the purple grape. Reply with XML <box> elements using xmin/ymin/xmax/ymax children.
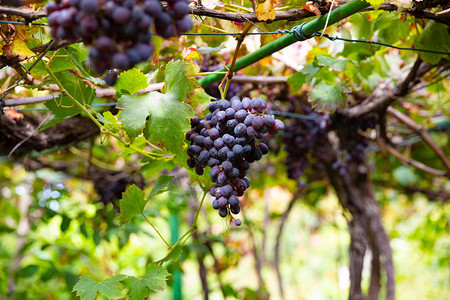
<box><xmin>229</xmin><ymin>195</ymin><xmax>239</xmax><ymax>206</ymax></box>
<box><xmin>104</xmin><ymin>69</ymin><xmax>118</xmax><ymax>86</ymax></box>
<box><xmin>217</xmin><ymin>197</ymin><xmax>228</xmax><ymax>208</ymax></box>
<box><xmin>113</xmin><ymin>7</ymin><xmax>131</xmax><ymax>24</ymax></box>
<box><xmin>80</xmin><ymin>0</ymin><xmax>99</xmax><ymax>14</ymax></box>
<box><xmin>221</xmin><ymin>161</ymin><xmax>233</xmax><ymax>173</ymax></box>
<box><xmin>235</xmin><ymin>109</ymin><xmax>248</xmax><ymax>122</ymax></box>
<box><xmin>218</xmin><ymin>99</ymin><xmax>231</xmax><ymax>110</ymax></box>
<box><xmin>218</xmin><ymin>207</ymin><xmax>228</xmax><ymax>218</ymax></box>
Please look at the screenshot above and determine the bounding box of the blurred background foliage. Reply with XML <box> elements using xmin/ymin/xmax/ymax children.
<box><xmin>0</xmin><ymin>155</ymin><xmax>448</xmax><ymax>299</ymax></box>
<box><xmin>0</xmin><ymin>0</ymin><xmax>449</xmax><ymax>299</ymax></box>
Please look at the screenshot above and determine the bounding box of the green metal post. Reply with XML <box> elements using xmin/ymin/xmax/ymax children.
<box><xmin>199</xmin><ymin>0</ymin><xmax>369</xmax><ymax>88</ymax></box>
<box><xmin>170</xmin><ymin>212</ymin><xmax>182</xmax><ymax>300</ymax></box>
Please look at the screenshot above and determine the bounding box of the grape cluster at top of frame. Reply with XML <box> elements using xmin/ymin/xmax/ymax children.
<box><xmin>186</xmin><ymin>96</ymin><xmax>284</xmax><ymax>225</ymax></box>
<box><xmin>46</xmin><ymin>0</ymin><xmax>192</xmax><ymax>80</ymax></box>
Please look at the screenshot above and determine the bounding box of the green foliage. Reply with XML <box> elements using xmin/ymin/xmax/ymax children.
<box><xmin>316</xmin><ymin>55</ymin><xmax>348</xmax><ymax>72</ymax></box>
<box><xmin>149</xmin><ymin>175</ymin><xmax>174</xmax><ymax>197</ymax></box>
<box><xmin>287</xmin><ymin>65</ymin><xmax>320</xmax><ymax>94</ymax></box>
<box><xmin>414</xmin><ymin>21</ymin><xmax>450</xmax><ymax>64</ymax></box>
<box><xmin>142</xmin><ymin>90</ymin><xmax>192</xmax><ymax>155</ymax></box>
<box><xmin>118</xmin><ymin>61</ymin><xmax>196</xmax><ymax>154</ymax></box>
<box><xmin>122</xmin><ymin>264</ymin><xmax>169</xmax><ymax>299</ymax></box>
<box><xmin>309</xmin><ymin>82</ymin><xmax>347</xmax><ymax>112</ymax></box>
<box><xmin>118</xmin><ymin>184</ymin><xmax>148</xmax><ymax>225</ymax></box>
<box><xmin>119</xmin><ymin>176</ymin><xmax>173</xmax><ymax>225</ymax></box>
<box><xmin>118</xmin><ymin>94</ymin><xmax>153</xmax><ymax>140</ymax></box>
<box><xmin>1</xmin><ymin>1</ymin><xmax>449</xmax><ymax>300</ymax></box>
<box><xmin>73</xmin><ymin>275</ymin><xmax>127</xmax><ymax>300</ymax></box>
<box><xmin>115</xmin><ymin>68</ymin><xmax>149</xmax><ymax>95</ymax></box>
<box><xmin>42</xmin><ymin>72</ymin><xmax>95</xmax><ymax>130</ymax></box>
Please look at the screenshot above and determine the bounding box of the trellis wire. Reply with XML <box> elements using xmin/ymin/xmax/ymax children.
<box><xmin>182</xmin><ymin>31</ymin><xmax>450</xmax><ymax>56</ymax></box>
<box><xmin>0</xmin><ymin>19</ymin><xmax>448</xmax><ymax>56</ymax></box>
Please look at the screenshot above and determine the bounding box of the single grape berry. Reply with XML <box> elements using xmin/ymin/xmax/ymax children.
<box><xmin>104</xmin><ymin>69</ymin><xmax>118</xmax><ymax>86</ymax></box>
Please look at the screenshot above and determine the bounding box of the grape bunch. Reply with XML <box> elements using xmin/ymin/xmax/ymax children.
<box><xmin>186</xmin><ymin>96</ymin><xmax>284</xmax><ymax>225</ymax></box>
<box><xmin>46</xmin><ymin>0</ymin><xmax>192</xmax><ymax>77</ymax></box>
<box><xmin>283</xmin><ymin>101</ymin><xmax>331</xmax><ymax>179</ymax></box>
<box><xmin>333</xmin><ymin>113</ymin><xmax>377</xmax><ymax>174</ymax></box>
<box><xmin>283</xmin><ymin>98</ymin><xmax>377</xmax><ymax>179</ymax></box>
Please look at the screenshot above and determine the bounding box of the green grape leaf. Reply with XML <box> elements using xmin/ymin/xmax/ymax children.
<box><xmin>198</xmin><ymin>44</ymin><xmax>226</xmax><ymax>54</ymax></box>
<box><xmin>157</xmin><ymin>245</ymin><xmax>183</xmax><ymax>264</ymax></box>
<box><xmin>151</xmin><ymin>36</ymin><xmax>163</xmax><ymax>64</ymax></box>
<box><xmin>309</xmin><ymin>82</ymin><xmax>347</xmax><ymax>113</ymax></box>
<box><xmin>140</xmin><ymin>157</ymin><xmax>175</xmax><ymax>178</ymax></box>
<box><xmin>122</xmin><ymin>264</ymin><xmax>169</xmax><ymax>300</ymax></box>
<box><xmin>72</xmin><ymin>274</ymin><xmax>127</xmax><ymax>300</ymax></box>
<box><xmin>142</xmin><ymin>92</ymin><xmax>192</xmax><ymax>155</ymax></box>
<box><xmin>316</xmin><ymin>55</ymin><xmax>348</xmax><ymax>72</ymax></box>
<box><xmin>119</xmin><ymin>61</ymin><xmax>194</xmax><ymax>149</ymax></box>
<box><xmin>41</xmin><ymin>72</ymin><xmax>95</xmax><ymax>130</ymax></box>
<box><xmin>149</xmin><ymin>175</ymin><xmax>174</xmax><ymax>197</ymax></box>
<box><xmin>188</xmin><ymin>88</ymin><xmax>212</xmax><ymax>114</ymax></box>
<box><xmin>115</xmin><ymin>68</ymin><xmax>149</xmax><ymax>95</ymax></box>
<box><xmin>118</xmin><ymin>184</ymin><xmax>147</xmax><ymax>225</ymax></box>
<box><xmin>162</xmin><ymin>60</ymin><xmax>195</xmax><ymax>96</ymax></box>
<box><xmin>287</xmin><ymin>65</ymin><xmax>320</xmax><ymax>94</ymax></box>
<box><xmin>118</xmin><ymin>94</ymin><xmax>152</xmax><ymax>140</ymax></box>
<box><xmin>414</xmin><ymin>21</ymin><xmax>450</xmax><ymax>64</ymax></box>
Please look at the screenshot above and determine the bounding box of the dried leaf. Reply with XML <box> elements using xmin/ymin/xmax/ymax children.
<box><xmin>255</xmin><ymin>0</ymin><xmax>278</xmax><ymax>21</ymax></box>
<box><xmin>5</xmin><ymin>110</ymin><xmax>24</xmax><ymax>120</ymax></box>
<box><xmin>302</xmin><ymin>1</ymin><xmax>321</xmax><ymax>17</ymax></box>
<box><xmin>1</xmin><ymin>24</ymin><xmax>37</xmax><ymax>59</ymax></box>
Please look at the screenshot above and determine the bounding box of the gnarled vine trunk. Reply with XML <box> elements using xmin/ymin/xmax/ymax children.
<box><xmin>325</xmin><ymin>157</ymin><xmax>395</xmax><ymax>300</ymax></box>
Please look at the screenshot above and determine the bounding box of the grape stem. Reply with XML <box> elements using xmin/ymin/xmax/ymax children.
<box><xmin>219</xmin><ymin>23</ymin><xmax>253</xmax><ymax>98</ymax></box>
<box><xmin>157</xmin><ymin>189</ymin><xmax>208</xmax><ymax>265</ymax></box>
<box><xmin>43</xmin><ymin>62</ymin><xmax>162</xmax><ymax>160</ymax></box>
<box><xmin>141</xmin><ymin>213</ymin><xmax>171</xmax><ymax>248</ymax></box>
<box><xmin>191</xmin><ymin>71</ymin><xmax>228</xmax><ymax>76</ymax></box>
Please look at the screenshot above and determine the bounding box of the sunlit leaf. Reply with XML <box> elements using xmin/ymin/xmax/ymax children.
<box><xmin>149</xmin><ymin>175</ymin><xmax>174</xmax><ymax>197</ymax></box>
<box><xmin>122</xmin><ymin>264</ymin><xmax>169</xmax><ymax>300</ymax></box>
<box><xmin>73</xmin><ymin>275</ymin><xmax>127</xmax><ymax>300</ymax></box>
<box><xmin>118</xmin><ymin>184</ymin><xmax>147</xmax><ymax>225</ymax></box>
<box><xmin>414</xmin><ymin>21</ymin><xmax>450</xmax><ymax>64</ymax></box>
<box><xmin>115</xmin><ymin>68</ymin><xmax>149</xmax><ymax>95</ymax></box>
<box><xmin>309</xmin><ymin>82</ymin><xmax>347</xmax><ymax>112</ymax></box>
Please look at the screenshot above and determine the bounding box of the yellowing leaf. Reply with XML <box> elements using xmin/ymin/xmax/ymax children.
<box><xmin>10</xmin><ymin>25</ymin><xmax>38</xmax><ymax>58</ymax></box>
<box><xmin>11</xmin><ymin>39</ymin><xmax>35</xmax><ymax>58</ymax></box>
<box><xmin>184</xmin><ymin>47</ymin><xmax>201</xmax><ymax>61</ymax></box>
<box><xmin>255</xmin><ymin>0</ymin><xmax>277</xmax><ymax>21</ymax></box>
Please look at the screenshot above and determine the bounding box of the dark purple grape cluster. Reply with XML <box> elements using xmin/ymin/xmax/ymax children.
<box><xmin>283</xmin><ymin>102</ymin><xmax>331</xmax><ymax>179</ymax></box>
<box><xmin>333</xmin><ymin>114</ymin><xmax>377</xmax><ymax>174</ymax></box>
<box><xmin>46</xmin><ymin>0</ymin><xmax>192</xmax><ymax>76</ymax></box>
<box><xmin>283</xmin><ymin>98</ymin><xmax>377</xmax><ymax>179</ymax></box>
<box><xmin>186</xmin><ymin>96</ymin><xmax>284</xmax><ymax>225</ymax></box>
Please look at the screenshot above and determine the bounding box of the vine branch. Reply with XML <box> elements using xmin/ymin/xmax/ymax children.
<box><xmin>375</xmin><ymin>138</ymin><xmax>448</xmax><ymax>177</ymax></box>
<box><xmin>386</xmin><ymin>106</ymin><xmax>450</xmax><ymax>173</ymax></box>
<box><xmin>1</xmin><ymin>3</ymin><xmax>449</xmax><ymax>25</ymax></box>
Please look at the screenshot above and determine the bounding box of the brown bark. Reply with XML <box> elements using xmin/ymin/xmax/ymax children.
<box><xmin>0</xmin><ymin>112</ymin><xmax>99</xmax><ymax>156</ymax></box>
<box><xmin>325</xmin><ymin>152</ymin><xmax>395</xmax><ymax>300</ymax></box>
